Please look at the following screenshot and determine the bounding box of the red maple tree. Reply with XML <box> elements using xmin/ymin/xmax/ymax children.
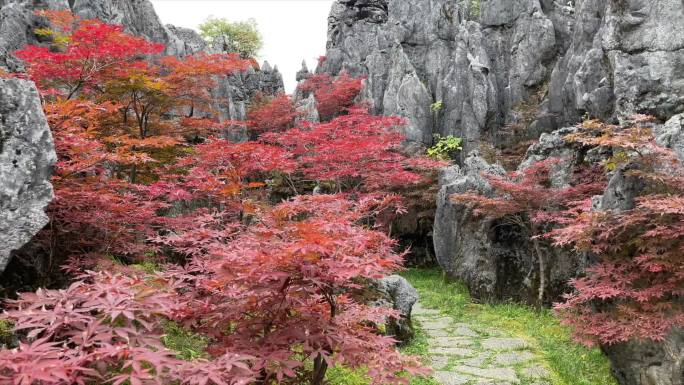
<box><xmin>2</xmin><ymin>12</ymin><xmax>436</xmax><ymax>385</ymax></box>
<box><xmin>298</xmin><ymin>72</ymin><xmax>363</xmax><ymax>121</ymax></box>
<box><xmin>547</xmin><ymin>119</ymin><xmax>684</xmax><ymax>345</ymax></box>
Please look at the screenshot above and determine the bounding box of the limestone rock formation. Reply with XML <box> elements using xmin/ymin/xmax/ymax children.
<box><xmin>433</xmin><ymin>148</ymin><xmax>586</xmax><ymax>304</ymax></box>
<box><xmin>294</xmin><ymin>93</ymin><xmax>320</xmax><ymax>125</ymax></box>
<box><xmin>655</xmin><ymin>114</ymin><xmax>684</xmax><ymax>161</ymax></box>
<box><xmin>373</xmin><ymin>275</ymin><xmax>419</xmax><ymax>343</ymax></box>
<box><xmin>319</xmin><ymin>0</ymin><xmax>684</xmax><ymax>153</ymax></box>
<box><xmin>602</xmin><ymin>328</ymin><xmax>683</xmax><ymax>385</ymax></box>
<box><xmin>0</xmin><ymin>78</ymin><xmax>56</xmax><ymax>274</ymax></box>
<box><xmin>435</xmin><ymin>119</ymin><xmax>684</xmax><ymax>384</ymax></box>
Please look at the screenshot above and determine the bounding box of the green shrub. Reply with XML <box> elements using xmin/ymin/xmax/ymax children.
<box><xmin>198</xmin><ymin>17</ymin><xmax>263</xmax><ymax>58</ymax></box>
<box><xmin>427</xmin><ymin>135</ymin><xmax>462</xmax><ymax>161</ymax></box>
<box><xmin>430</xmin><ymin>100</ymin><xmax>444</xmax><ymax>113</ymax></box>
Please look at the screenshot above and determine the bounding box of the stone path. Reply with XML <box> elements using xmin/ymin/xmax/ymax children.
<box><xmin>413</xmin><ymin>303</ymin><xmax>553</xmax><ymax>385</ymax></box>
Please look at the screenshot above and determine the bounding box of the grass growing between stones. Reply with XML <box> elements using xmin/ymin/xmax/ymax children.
<box><xmin>326</xmin><ymin>325</ymin><xmax>441</xmax><ymax>385</ymax></box>
<box><xmin>402</xmin><ymin>268</ymin><xmax>618</xmax><ymax>385</ymax></box>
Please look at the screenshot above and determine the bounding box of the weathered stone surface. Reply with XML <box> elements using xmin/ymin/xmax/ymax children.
<box><xmin>165</xmin><ymin>24</ymin><xmax>206</xmax><ymax>57</ymax></box>
<box><xmin>431</xmin><ymin>355</ymin><xmax>450</xmax><ymax>370</ymax></box>
<box><xmin>433</xmin><ymin>152</ymin><xmax>504</xmax><ymax>299</ymax></box>
<box><xmin>481</xmin><ymin>338</ymin><xmax>528</xmax><ymax>351</ymax></box>
<box><xmin>433</xmin><ymin>371</ymin><xmax>473</xmax><ymax>385</ymax></box>
<box><xmin>655</xmin><ymin>114</ymin><xmax>684</xmax><ymax>161</ymax></box>
<box><xmin>412</xmin><ymin>302</ymin><xmax>442</xmax><ymax>317</ymax></box>
<box><xmin>429</xmin><ymin>347</ymin><xmax>475</xmax><ymax>357</ymax></box>
<box><xmin>521</xmin><ymin>365</ymin><xmax>551</xmax><ymax>379</ymax></box>
<box><xmin>321</xmin><ymin>0</ymin><xmax>684</xmax><ymax>152</ymax></box>
<box><xmin>421</xmin><ymin>317</ymin><xmax>454</xmax><ymax>330</ymax></box>
<box><xmin>493</xmin><ymin>351</ymin><xmax>535</xmax><ymax>366</ymax></box>
<box><xmin>70</xmin><ymin>0</ymin><xmax>187</xmax><ymax>56</ymax></box>
<box><xmin>374</xmin><ymin>275</ymin><xmax>419</xmax><ymax>343</ymax></box>
<box><xmin>429</xmin><ymin>337</ymin><xmax>476</xmax><ymax>347</ymax></box>
<box><xmin>0</xmin><ymin>78</ymin><xmax>56</xmax><ymax>273</ymax></box>
<box><xmin>434</xmin><ymin>128</ymin><xmax>594</xmax><ymax>304</ymax></box>
<box><xmin>210</xmin><ymin>63</ymin><xmax>285</xmax><ymax>142</ymax></box>
<box><xmin>294</xmin><ymin>93</ymin><xmax>320</xmax><ymax>125</ymax></box>
<box><xmin>453</xmin><ymin>366</ymin><xmax>518</xmax><ymax>383</ymax></box>
<box><xmin>602</xmin><ymin>328</ymin><xmax>683</xmax><ymax>385</ymax></box>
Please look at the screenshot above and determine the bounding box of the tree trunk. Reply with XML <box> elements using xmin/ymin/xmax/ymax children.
<box><xmin>312</xmin><ymin>354</ymin><xmax>329</xmax><ymax>385</ymax></box>
<box><xmin>531</xmin><ymin>224</ymin><xmax>546</xmax><ymax>305</ymax></box>
<box><xmin>130</xmin><ymin>164</ymin><xmax>137</xmax><ymax>184</ymax></box>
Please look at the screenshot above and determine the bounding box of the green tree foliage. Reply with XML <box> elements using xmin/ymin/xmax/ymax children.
<box><xmin>198</xmin><ymin>17</ymin><xmax>263</xmax><ymax>58</ymax></box>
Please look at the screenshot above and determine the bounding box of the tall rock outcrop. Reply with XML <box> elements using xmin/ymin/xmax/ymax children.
<box><xmin>319</xmin><ymin>0</ymin><xmax>684</xmax><ymax>153</ymax></box>
<box><xmin>433</xmin><ymin>133</ymin><xmax>588</xmax><ymax>304</ymax></box>
<box><xmin>0</xmin><ymin>78</ymin><xmax>56</xmax><ymax>274</ymax></box>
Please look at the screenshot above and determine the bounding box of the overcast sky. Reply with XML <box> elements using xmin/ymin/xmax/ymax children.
<box><xmin>150</xmin><ymin>0</ymin><xmax>335</xmax><ymax>92</ymax></box>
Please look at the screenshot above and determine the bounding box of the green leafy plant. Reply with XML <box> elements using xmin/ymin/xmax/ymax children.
<box><xmin>198</xmin><ymin>17</ymin><xmax>263</xmax><ymax>58</ymax></box>
<box><xmin>0</xmin><ymin>320</ymin><xmax>14</xmax><ymax>348</ymax></box>
<box><xmin>430</xmin><ymin>100</ymin><xmax>443</xmax><ymax>113</ymax></box>
<box><xmin>427</xmin><ymin>135</ymin><xmax>462</xmax><ymax>161</ymax></box>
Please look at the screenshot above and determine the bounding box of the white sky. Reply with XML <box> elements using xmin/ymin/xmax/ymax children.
<box><xmin>150</xmin><ymin>0</ymin><xmax>335</xmax><ymax>93</ymax></box>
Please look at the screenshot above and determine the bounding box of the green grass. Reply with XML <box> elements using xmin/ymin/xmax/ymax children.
<box><xmin>402</xmin><ymin>268</ymin><xmax>618</xmax><ymax>385</ymax></box>
<box><xmin>161</xmin><ymin>321</ymin><xmax>209</xmax><ymax>360</ymax></box>
<box><xmin>326</xmin><ymin>300</ymin><xmax>440</xmax><ymax>385</ymax></box>
<box><xmin>0</xmin><ymin>320</ymin><xmax>14</xmax><ymax>347</ymax></box>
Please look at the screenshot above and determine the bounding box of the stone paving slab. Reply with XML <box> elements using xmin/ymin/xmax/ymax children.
<box><xmin>431</xmin><ymin>356</ymin><xmax>450</xmax><ymax>370</ymax></box>
<box><xmin>428</xmin><ymin>347</ymin><xmax>475</xmax><ymax>356</ymax></box>
<box><xmin>432</xmin><ymin>371</ymin><xmax>473</xmax><ymax>385</ymax></box>
<box><xmin>413</xmin><ymin>303</ymin><xmax>442</xmax><ymax>317</ymax></box>
<box><xmin>462</xmin><ymin>352</ymin><xmax>492</xmax><ymax>367</ymax></box>
<box><xmin>452</xmin><ymin>325</ymin><xmax>479</xmax><ymax>337</ymax></box>
<box><xmin>481</xmin><ymin>337</ymin><xmax>528</xmax><ymax>350</ymax></box>
<box><xmin>420</xmin><ymin>318</ymin><xmax>454</xmax><ymax>330</ymax></box>
<box><xmin>493</xmin><ymin>351</ymin><xmax>535</xmax><ymax>366</ymax></box>
<box><xmin>415</xmin><ymin>302</ymin><xmax>553</xmax><ymax>385</ymax></box>
<box><xmin>522</xmin><ymin>365</ymin><xmax>552</xmax><ymax>379</ymax></box>
<box><xmin>425</xmin><ymin>328</ymin><xmax>452</xmax><ymax>338</ymax></box>
<box><xmin>453</xmin><ymin>366</ymin><xmax>518</xmax><ymax>383</ymax></box>
<box><xmin>428</xmin><ymin>336</ymin><xmax>476</xmax><ymax>347</ymax></box>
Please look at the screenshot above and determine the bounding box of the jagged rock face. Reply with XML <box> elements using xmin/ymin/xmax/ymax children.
<box><xmin>602</xmin><ymin>328</ymin><xmax>683</xmax><ymax>385</ymax></box>
<box><xmin>0</xmin><ymin>78</ymin><xmax>56</xmax><ymax>273</ymax></box>
<box><xmin>435</xmin><ymin>120</ymin><xmax>684</xmax><ymax>384</ymax></box>
<box><xmin>655</xmin><ymin>114</ymin><xmax>684</xmax><ymax>161</ymax></box>
<box><xmin>371</xmin><ymin>275</ymin><xmax>419</xmax><ymax>344</ymax></box>
<box><xmin>295</xmin><ymin>93</ymin><xmax>320</xmax><ymax>125</ymax></box>
<box><xmin>320</xmin><ymin>0</ymin><xmax>684</xmax><ymax>151</ymax></box>
<box><xmin>550</xmin><ymin>0</ymin><xmax>684</xmax><ymax>124</ymax></box>
<box><xmin>212</xmin><ymin>64</ymin><xmax>285</xmax><ymax>142</ymax></box>
<box><xmin>70</xmin><ymin>0</ymin><xmax>189</xmax><ymax>56</ymax></box>
<box><xmin>0</xmin><ymin>0</ymin><xmax>69</xmax><ymax>71</ymax></box>
<box><xmin>433</xmin><ymin>148</ymin><xmax>585</xmax><ymax>303</ymax></box>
